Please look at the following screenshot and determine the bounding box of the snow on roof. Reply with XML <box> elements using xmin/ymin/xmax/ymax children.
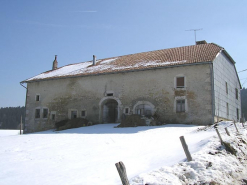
<box><xmin>22</xmin><ymin>43</ymin><xmax>223</xmax><ymax>82</ymax></box>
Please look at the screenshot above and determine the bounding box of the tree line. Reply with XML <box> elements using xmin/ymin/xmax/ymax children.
<box><xmin>0</xmin><ymin>106</ymin><xmax>25</xmax><ymax>129</ymax></box>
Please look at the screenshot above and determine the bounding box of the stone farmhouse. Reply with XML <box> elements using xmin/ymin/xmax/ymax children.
<box><xmin>21</xmin><ymin>41</ymin><xmax>241</xmax><ymax>133</ymax></box>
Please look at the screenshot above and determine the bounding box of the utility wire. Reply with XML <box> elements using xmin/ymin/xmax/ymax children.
<box><xmin>238</xmin><ymin>69</ymin><xmax>247</xmax><ymax>73</ymax></box>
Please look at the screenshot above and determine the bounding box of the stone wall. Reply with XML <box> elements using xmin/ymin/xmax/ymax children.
<box><xmin>24</xmin><ymin>63</ymin><xmax>213</xmax><ymax>133</ymax></box>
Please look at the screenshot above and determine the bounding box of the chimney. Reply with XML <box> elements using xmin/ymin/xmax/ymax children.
<box><xmin>52</xmin><ymin>55</ymin><xmax>58</xmax><ymax>70</ymax></box>
<box><xmin>196</xmin><ymin>40</ymin><xmax>207</xmax><ymax>45</ymax></box>
<box><xmin>93</xmin><ymin>55</ymin><xmax>96</xmax><ymax>65</ymax></box>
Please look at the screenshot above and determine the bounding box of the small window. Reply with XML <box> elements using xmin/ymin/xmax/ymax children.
<box><xmin>226</xmin><ymin>82</ymin><xmax>228</xmax><ymax>94</ymax></box>
<box><xmin>81</xmin><ymin>110</ymin><xmax>86</xmax><ymax>117</ymax></box>
<box><xmin>176</xmin><ymin>77</ymin><xmax>185</xmax><ymax>88</ymax></box>
<box><xmin>176</xmin><ymin>99</ymin><xmax>185</xmax><ymax>112</ymax></box>
<box><xmin>226</xmin><ymin>103</ymin><xmax>229</xmax><ymax>116</ymax></box>
<box><xmin>235</xmin><ymin>88</ymin><xmax>238</xmax><ymax>100</ymax></box>
<box><xmin>36</xmin><ymin>95</ymin><xmax>40</xmax><ymax>101</ymax></box>
<box><xmin>35</xmin><ymin>109</ymin><xmax>40</xmax><ymax>118</ymax></box>
<box><xmin>51</xmin><ymin>114</ymin><xmax>56</xmax><ymax>120</ymax></box>
<box><xmin>106</xmin><ymin>93</ymin><xmax>114</xmax><ymax>96</ymax></box>
<box><xmin>71</xmin><ymin>111</ymin><xmax>77</xmax><ymax>119</ymax></box>
<box><xmin>125</xmin><ymin>108</ymin><xmax>129</xmax><ymax>114</ymax></box>
<box><xmin>237</xmin><ymin>108</ymin><xmax>239</xmax><ymax>120</ymax></box>
<box><xmin>43</xmin><ymin>108</ymin><xmax>48</xmax><ymax>118</ymax></box>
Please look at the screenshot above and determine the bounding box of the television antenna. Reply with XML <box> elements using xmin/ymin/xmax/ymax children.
<box><xmin>186</xmin><ymin>28</ymin><xmax>203</xmax><ymax>44</ymax></box>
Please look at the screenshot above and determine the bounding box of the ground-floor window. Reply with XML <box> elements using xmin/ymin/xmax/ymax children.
<box><xmin>43</xmin><ymin>108</ymin><xmax>48</xmax><ymax>118</ymax></box>
<box><xmin>35</xmin><ymin>109</ymin><xmax>40</xmax><ymax>119</ymax></box>
<box><xmin>176</xmin><ymin>99</ymin><xmax>185</xmax><ymax>113</ymax></box>
<box><xmin>50</xmin><ymin>111</ymin><xmax>56</xmax><ymax>121</ymax></box>
<box><xmin>71</xmin><ymin>110</ymin><xmax>77</xmax><ymax>119</ymax></box>
<box><xmin>226</xmin><ymin>103</ymin><xmax>229</xmax><ymax>116</ymax></box>
<box><xmin>52</xmin><ymin>114</ymin><xmax>56</xmax><ymax>120</ymax></box>
<box><xmin>81</xmin><ymin>110</ymin><xmax>86</xmax><ymax>118</ymax></box>
<box><xmin>237</xmin><ymin>108</ymin><xmax>239</xmax><ymax>120</ymax></box>
<box><xmin>135</xmin><ymin>104</ymin><xmax>152</xmax><ymax>117</ymax></box>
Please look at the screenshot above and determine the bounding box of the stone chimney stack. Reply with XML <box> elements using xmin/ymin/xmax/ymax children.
<box><xmin>52</xmin><ymin>55</ymin><xmax>58</xmax><ymax>70</ymax></box>
<box><xmin>93</xmin><ymin>55</ymin><xmax>96</xmax><ymax>66</ymax></box>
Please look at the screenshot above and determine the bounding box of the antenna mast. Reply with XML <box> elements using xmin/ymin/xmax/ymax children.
<box><xmin>186</xmin><ymin>28</ymin><xmax>203</xmax><ymax>44</ymax></box>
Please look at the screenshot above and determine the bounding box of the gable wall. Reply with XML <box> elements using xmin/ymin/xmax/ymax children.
<box><xmin>25</xmin><ymin>63</ymin><xmax>213</xmax><ymax>133</ymax></box>
<box><xmin>213</xmin><ymin>52</ymin><xmax>241</xmax><ymax>121</ymax></box>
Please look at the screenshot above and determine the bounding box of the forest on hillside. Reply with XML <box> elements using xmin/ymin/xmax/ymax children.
<box><xmin>0</xmin><ymin>107</ymin><xmax>25</xmax><ymax>129</ymax></box>
<box><xmin>0</xmin><ymin>90</ymin><xmax>247</xmax><ymax>129</ymax></box>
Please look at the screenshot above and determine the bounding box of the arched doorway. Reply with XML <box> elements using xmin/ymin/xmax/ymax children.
<box><xmin>103</xmin><ymin>99</ymin><xmax>118</xmax><ymax>123</ymax></box>
<box><xmin>99</xmin><ymin>97</ymin><xmax>122</xmax><ymax>124</ymax></box>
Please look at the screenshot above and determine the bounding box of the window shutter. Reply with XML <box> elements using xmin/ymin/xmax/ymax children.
<box><xmin>177</xmin><ymin>77</ymin><xmax>184</xmax><ymax>88</ymax></box>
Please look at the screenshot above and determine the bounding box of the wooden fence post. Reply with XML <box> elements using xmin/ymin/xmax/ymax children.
<box><xmin>179</xmin><ymin>136</ymin><xmax>192</xmax><ymax>162</ymax></box>
<box><xmin>225</xmin><ymin>127</ymin><xmax>230</xmax><ymax>136</ymax></box>
<box><xmin>233</xmin><ymin>120</ymin><xmax>239</xmax><ymax>133</ymax></box>
<box><xmin>215</xmin><ymin>128</ymin><xmax>223</xmax><ymax>144</ymax></box>
<box><xmin>115</xmin><ymin>161</ymin><xmax>130</xmax><ymax>185</ymax></box>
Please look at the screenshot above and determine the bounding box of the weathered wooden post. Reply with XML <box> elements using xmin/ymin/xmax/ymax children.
<box><xmin>225</xmin><ymin>127</ymin><xmax>230</xmax><ymax>136</ymax></box>
<box><xmin>115</xmin><ymin>161</ymin><xmax>130</xmax><ymax>185</ymax></box>
<box><xmin>215</xmin><ymin>128</ymin><xmax>223</xmax><ymax>144</ymax></box>
<box><xmin>179</xmin><ymin>136</ymin><xmax>192</xmax><ymax>162</ymax></box>
<box><xmin>233</xmin><ymin>120</ymin><xmax>239</xmax><ymax>133</ymax></box>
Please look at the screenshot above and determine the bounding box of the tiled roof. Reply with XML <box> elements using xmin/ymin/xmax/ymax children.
<box><xmin>22</xmin><ymin>43</ymin><xmax>223</xmax><ymax>82</ymax></box>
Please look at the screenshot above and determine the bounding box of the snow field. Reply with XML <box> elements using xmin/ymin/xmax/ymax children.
<box><xmin>0</xmin><ymin>122</ymin><xmax>246</xmax><ymax>185</ymax></box>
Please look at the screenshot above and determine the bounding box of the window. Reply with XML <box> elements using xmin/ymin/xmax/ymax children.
<box><xmin>135</xmin><ymin>104</ymin><xmax>152</xmax><ymax>117</ymax></box>
<box><xmin>35</xmin><ymin>109</ymin><xmax>40</xmax><ymax>118</ymax></box>
<box><xmin>176</xmin><ymin>77</ymin><xmax>185</xmax><ymax>88</ymax></box>
<box><xmin>176</xmin><ymin>99</ymin><xmax>185</xmax><ymax>112</ymax></box>
<box><xmin>50</xmin><ymin>111</ymin><xmax>56</xmax><ymax>121</ymax></box>
<box><xmin>235</xmin><ymin>88</ymin><xmax>238</xmax><ymax>100</ymax></box>
<box><xmin>226</xmin><ymin>82</ymin><xmax>228</xmax><ymax>94</ymax></box>
<box><xmin>81</xmin><ymin>110</ymin><xmax>86</xmax><ymax>117</ymax></box>
<box><xmin>237</xmin><ymin>108</ymin><xmax>239</xmax><ymax>120</ymax></box>
<box><xmin>71</xmin><ymin>110</ymin><xmax>77</xmax><ymax>119</ymax></box>
<box><xmin>51</xmin><ymin>114</ymin><xmax>56</xmax><ymax>120</ymax></box>
<box><xmin>36</xmin><ymin>95</ymin><xmax>40</xmax><ymax>101</ymax></box>
<box><xmin>106</xmin><ymin>93</ymin><xmax>114</xmax><ymax>96</ymax></box>
<box><xmin>43</xmin><ymin>108</ymin><xmax>48</xmax><ymax>118</ymax></box>
<box><xmin>226</xmin><ymin>103</ymin><xmax>229</xmax><ymax>116</ymax></box>
<box><xmin>124</xmin><ymin>108</ymin><xmax>129</xmax><ymax>114</ymax></box>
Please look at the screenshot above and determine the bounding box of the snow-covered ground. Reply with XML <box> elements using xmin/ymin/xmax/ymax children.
<box><xmin>0</xmin><ymin>122</ymin><xmax>246</xmax><ymax>185</ymax></box>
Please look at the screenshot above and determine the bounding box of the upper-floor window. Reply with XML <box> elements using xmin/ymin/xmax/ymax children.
<box><xmin>35</xmin><ymin>109</ymin><xmax>40</xmax><ymax>118</ymax></box>
<box><xmin>36</xmin><ymin>95</ymin><xmax>40</xmax><ymax>101</ymax></box>
<box><xmin>176</xmin><ymin>77</ymin><xmax>185</xmax><ymax>88</ymax></box>
<box><xmin>226</xmin><ymin>82</ymin><xmax>228</xmax><ymax>94</ymax></box>
<box><xmin>176</xmin><ymin>99</ymin><xmax>185</xmax><ymax>113</ymax></box>
<box><xmin>235</xmin><ymin>88</ymin><xmax>238</xmax><ymax>100</ymax></box>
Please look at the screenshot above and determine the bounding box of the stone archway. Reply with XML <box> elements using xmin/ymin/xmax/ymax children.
<box><xmin>99</xmin><ymin>97</ymin><xmax>122</xmax><ymax>123</ymax></box>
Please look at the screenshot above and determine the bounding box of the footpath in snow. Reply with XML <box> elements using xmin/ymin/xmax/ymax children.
<box><xmin>0</xmin><ymin>122</ymin><xmax>246</xmax><ymax>185</ymax></box>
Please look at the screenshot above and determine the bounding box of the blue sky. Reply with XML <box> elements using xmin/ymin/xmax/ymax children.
<box><xmin>0</xmin><ymin>0</ymin><xmax>247</xmax><ymax>107</ymax></box>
